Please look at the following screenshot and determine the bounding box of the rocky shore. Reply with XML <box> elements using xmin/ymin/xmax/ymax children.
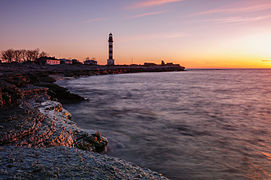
<box><xmin>0</xmin><ymin>64</ymin><xmax>183</xmax><ymax>179</ymax></box>
<box><xmin>0</xmin><ymin>63</ymin><xmax>184</xmax><ymax>108</ymax></box>
<box><xmin>1</xmin><ymin>146</ymin><xmax>167</xmax><ymax>179</ymax></box>
<box><xmin>0</xmin><ymin>99</ymin><xmax>167</xmax><ymax>179</ymax></box>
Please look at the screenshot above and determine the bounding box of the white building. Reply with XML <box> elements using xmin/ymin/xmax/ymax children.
<box><xmin>46</xmin><ymin>59</ymin><xmax>60</xmax><ymax>65</ymax></box>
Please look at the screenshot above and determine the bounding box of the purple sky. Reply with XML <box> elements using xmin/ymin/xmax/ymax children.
<box><xmin>1</xmin><ymin>0</ymin><xmax>271</xmax><ymax>68</ymax></box>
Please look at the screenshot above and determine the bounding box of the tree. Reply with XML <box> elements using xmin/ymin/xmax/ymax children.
<box><xmin>1</xmin><ymin>48</ymin><xmax>49</xmax><ymax>63</ymax></box>
<box><xmin>20</xmin><ymin>49</ymin><xmax>27</xmax><ymax>62</ymax></box>
<box><xmin>39</xmin><ymin>51</ymin><xmax>48</xmax><ymax>58</ymax></box>
<box><xmin>26</xmin><ymin>49</ymin><xmax>40</xmax><ymax>61</ymax></box>
<box><xmin>1</xmin><ymin>49</ymin><xmax>15</xmax><ymax>63</ymax></box>
<box><xmin>14</xmin><ymin>50</ymin><xmax>23</xmax><ymax>62</ymax></box>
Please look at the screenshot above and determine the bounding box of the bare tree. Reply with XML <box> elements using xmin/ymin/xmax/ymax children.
<box><xmin>26</xmin><ymin>49</ymin><xmax>40</xmax><ymax>61</ymax></box>
<box><xmin>20</xmin><ymin>49</ymin><xmax>27</xmax><ymax>62</ymax></box>
<box><xmin>14</xmin><ymin>50</ymin><xmax>23</xmax><ymax>62</ymax></box>
<box><xmin>33</xmin><ymin>49</ymin><xmax>40</xmax><ymax>60</ymax></box>
<box><xmin>39</xmin><ymin>51</ymin><xmax>48</xmax><ymax>58</ymax></box>
<box><xmin>1</xmin><ymin>48</ymin><xmax>48</xmax><ymax>63</ymax></box>
<box><xmin>1</xmin><ymin>49</ymin><xmax>15</xmax><ymax>63</ymax></box>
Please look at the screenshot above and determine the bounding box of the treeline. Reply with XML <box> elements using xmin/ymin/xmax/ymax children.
<box><xmin>1</xmin><ymin>49</ymin><xmax>48</xmax><ymax>63</ymax></box>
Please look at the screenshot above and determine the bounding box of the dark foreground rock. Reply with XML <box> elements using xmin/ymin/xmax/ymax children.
<box><xmin>36</xmin><ymin>82</ymin><xmax>85</xmax><ymax>103</ymax></box>
<box><xmin>0</xmin><ymin>75</ymin><xmax>84</xmax><ymax>108</ymax></box>
<box><xmin>0</xmin><ymin>99</ymin><xmax>168</xmax><ymax>179</ymax></box>
<box><xmin>0</xmin><ymin>98</ymin><xmax>108</xmax><ymax>152</ymax></box>
<box><xmin>0</xmin><ymin>146</ymin><xmax>168</xmax><ymax>179</ymax></box>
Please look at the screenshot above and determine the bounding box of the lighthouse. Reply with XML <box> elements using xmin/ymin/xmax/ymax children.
<box><xmin>107</xmin><ymin>33</ymin><xmax>115</xmax><ymax>66</ymax></box>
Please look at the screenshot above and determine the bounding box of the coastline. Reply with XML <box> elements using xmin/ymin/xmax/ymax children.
<box><xmin>0</xmin><ymin>99</ymin><xmax>167</xmax><ymax>179</ymax></box>
<box><xmin>0</xmin><ymin>64</ymin><xmax>184</xmax><ymax>179</ymax></box>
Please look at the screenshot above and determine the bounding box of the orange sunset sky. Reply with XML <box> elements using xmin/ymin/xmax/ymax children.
<box><xmin>0</xmin><ymin>0</ymin><xmax>271</xmax><ymax>68</ymax></box>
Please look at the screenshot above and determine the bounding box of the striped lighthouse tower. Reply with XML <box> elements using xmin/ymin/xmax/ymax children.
<box><xmin>107</xmin><ymin>33</ymin><xmax>115</xmax><ymax>66</ymax></box>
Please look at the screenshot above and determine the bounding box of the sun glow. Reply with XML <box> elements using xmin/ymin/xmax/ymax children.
<box><xmin>241</xmin><ymin>34</ymin><xmax>271</xmax><ymax>59</ymax></box>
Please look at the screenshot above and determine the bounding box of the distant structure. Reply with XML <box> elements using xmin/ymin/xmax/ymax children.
<box><xmin>37</xmin><ymin>57</ymin><xmax>60</xmax><ymax>65</ymax></box>
<box><xmin>107</xmin><ymin>33</ymin><xmax>114</xmax><ymax>66</ymax></box>
<box><xmin>84</xmin><ymin>59</ymin><xmax>97</xmax><ymax>65</ymax></box>
<box><xmin>144</xmin><ymin>62</ymin><xmax>157</xmax><ymax>66</ymax></box>
<box><xmin>60</xmin><ymin>59</ymin><xmax>73</xmax><ymax>64</ymax></box>
<box><xmin>72</xmin><ymin>59</ymin><xmax>82</xmax><ymax>64</ymax></box>
<box><xmin>144</xmin><ymin>60</ymin><xmax>181</xmax><ymax>67</ymax></box>
<box><xmin>45</xmin><ymin>59</ymin><xmax>60</xmax><ymax>65</ymax></box>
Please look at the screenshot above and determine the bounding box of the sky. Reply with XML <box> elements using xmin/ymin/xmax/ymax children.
<box><xmin>0</xmin><ymin>0</ymin><xmax>271</xmax><ymax>68</ymax></box>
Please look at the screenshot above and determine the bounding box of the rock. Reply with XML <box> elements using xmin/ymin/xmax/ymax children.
<box><xmin>0</xmin><ymin>146</ymin><xmax>169</xmax><ymax>179</ymax></box>
<box><xmin>0</xmin><ymin>98</ymin><xmax>107</xmax><ymax>152</ymax></box>
<box><xmin>0</xmin><ymin>80</ymin><xmax>22</xmax><ymax>108</ymax></box>
<box><xmin>75</xmin><ymin>132</ymin><xmax>108</xmax><ymax>153</ymax></box>
<box><xmin>39</xmin><ymin>75</ymin><xmax>56</xmax><ymax>83</ymax></box>
<box><xmin>4</xmin><ymin>74</ymin><xmax>31</xmax><ymax>87</ymax></box>
<box><xmin>94</xmin><ymin>131</ymin><xmax>101</xmax><ymax>140</ymax></box>
<box><xmin>36</xmin><ymin>82</ymin><xmax>84</xmax><ymax>104</ymax></box>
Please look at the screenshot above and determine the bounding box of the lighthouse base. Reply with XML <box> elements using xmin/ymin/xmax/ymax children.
<box><xmin>107</xmin><ymin>59</ymin><xmax>115</xmax><ymax>66</ymax></box>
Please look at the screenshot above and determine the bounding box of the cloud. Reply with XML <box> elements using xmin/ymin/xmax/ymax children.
<box><xmin>119</xmin><ymin>32</ymin><xmax>187</xmax><ymax>42</ymax></box>
<box><xmin>84</xmin><ymin>17</ymin><xmax>104</xmax><ymax>24</ymax></box>
<box><xmin>207</xmin><ymin>14</ymin><xmax>271</xmax><ymax>23</ymax></box>
<box><xmin>192</xmin><ymin>3</ymin><xmax>271</xmax><ymax>16</ymax></box>
<box><xmin>128</xmin><ymin>0</ymin><xmax>183</xmax><ymax>9</ymax></box>
<box><xmin>129</xmin><ymin>11</ymin><xmax>165</xmax><ymax>19</ymax></box>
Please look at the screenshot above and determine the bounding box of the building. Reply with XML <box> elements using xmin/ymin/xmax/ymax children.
<box><xmin>60</xmin><ymin>59</ymin><xmax>73</xmax><ymax>64</ymax></box>
<box><xmin>161</xmin><ymin>60</ymin><xmax>180</xmax><ymax>67</ymax></box>
<box><xmin>84</xmin><ymin>59</ymin><xmax>97</xmax><ymax>65</ymax></box>
<box><xmin>144</xmin><ymin>63</ymin><xmax>157</xmax><ymax>66</ymax></box>
<box><xmin>46</xmin><ymin>59</ymin><xmax>60</xmax><ymax>65</ymax></box>
<box><xmin>72</xmin><ymin>59</ymin><xmax>82</xmax><ymax>64</ymax></box>
<box><xmin>165</xmin><ymin>62</ymin><xmax>180</xmax><ymax>66</ymax></box>
<box><xmin>107</xmin><ymin>33</ymin><xmax>115</xmax><ymax>66</ymax></box>
<box><xmin>36</xmin><ymin>57</ymin><xmax>60</xmax><ymax>65</ymax></box>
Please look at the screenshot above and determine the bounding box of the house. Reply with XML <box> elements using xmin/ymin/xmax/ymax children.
<box><xmin>72</xmin><ymin>59</ymin><xmax>82</xmax><ymax>64</ymax></box>
<box><xmin>84</xmin><ymin>59</ymin><xmax>97</xmax><ymax>65</ymax></box>
<box><xmin>60</xmin><ymin>59</ymin><xmax>73</xmax><ymax>64</ymax></box>
<box><xmin>36</xmin><ymin>57</ymin><xmax>60</xmax><ymax>65</ymax></box>
<box><xmin>46</xmin><ymin>59</ymin><xmax>60</xmax><ymax>65</ymax></box>
<box><xmin>166</xmin><ymin>63</ymin><xmax>180</xmax><ymax>67</ymax></box>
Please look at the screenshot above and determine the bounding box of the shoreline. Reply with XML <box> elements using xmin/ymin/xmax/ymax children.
<box><xmin>0</xmin><ymin>99</ymin><xmax>167</xmax><ymax>179</ymax></box>
<box><xmin>0</xmin><ymin>64</ymin><xmax>185</xmax><ymax>108</ymax></box>
<box><xmin>0</xmin><ymin>64</ymin><xmax>184</xmax><ymax>178</ymax></box>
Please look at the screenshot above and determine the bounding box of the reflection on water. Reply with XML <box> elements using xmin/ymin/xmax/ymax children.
<box><xmin>58</xmin><ymin>69</ymin><xmax>271</xmax><ymax>179</ymax></box>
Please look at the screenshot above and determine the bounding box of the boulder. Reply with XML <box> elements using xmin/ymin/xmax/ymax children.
<box><xmin>36</xmin><ymin>82</ymin><xmax>84</xmax><ymax>103</ymax></box>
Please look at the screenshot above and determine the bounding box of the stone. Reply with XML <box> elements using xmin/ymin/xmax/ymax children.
<box><xmin>36</xmin><ymin>82</ymin><xmax>84</xmax><ymax>104</ymax></box>
<box><xmin>0</xmin><ymin>146</ymin><xmax>169</xmax><ymax>179</ymax></box>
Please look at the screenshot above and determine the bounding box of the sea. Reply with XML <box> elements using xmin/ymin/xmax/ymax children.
<box><xmin>57</xmin><ymin>69</ymin><xmax>271</xmax><ymax>180</ymax></box>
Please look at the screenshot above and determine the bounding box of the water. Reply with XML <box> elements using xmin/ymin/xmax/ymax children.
<box><xmin>58</xmin><ymin>69</ymin><xmax>271</xmax><ymax>179</ymax></box>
